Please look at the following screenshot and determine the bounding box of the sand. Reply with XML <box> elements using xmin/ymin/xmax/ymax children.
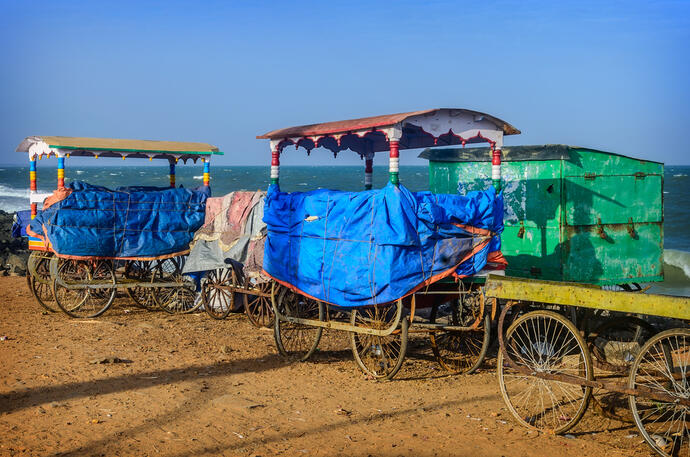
<box><xmin>0</xmin><ymin>275</ymin><xmax>650</xmax><ymax>456</ymax></box>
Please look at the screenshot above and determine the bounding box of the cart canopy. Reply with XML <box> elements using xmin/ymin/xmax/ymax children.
<box><xmin>263</xmin><ymin>183</ymin><xmax>504</xmax><ymax>308</ymax></box>
<box><xmin>28</xmin><ymin>181</ymin><xmax>208</xmax><ymax>259</ymax></box>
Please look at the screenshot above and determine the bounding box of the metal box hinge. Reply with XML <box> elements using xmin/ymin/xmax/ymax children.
<box><xmin>596</xmin><ymin>217</ymin><xmax>606</xmax><ymax>239</ymax></box>
<box><xmin>584</xmin><ymin>172</ymin><xmax>597</xmax><ymax>180</ymax></box>
<box><xmin>634</xmin><ymin>172</ymin><xmax>647</xmax><ymax>180</ymax></box>
<box><xmin>627</xmin><ymin>217</ymin><xmax>636</xmax><ymax>238</ymax></box>
<box><xmin>517</xmin><ymin>221</ymin><xmax>525</xmax><ymax>238</ymax></box>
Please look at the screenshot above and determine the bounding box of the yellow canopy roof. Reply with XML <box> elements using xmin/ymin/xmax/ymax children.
<box><xmin>17</xmin><ymin>136</ymin><xmax>223</xmax><ymax>160</ymax></box>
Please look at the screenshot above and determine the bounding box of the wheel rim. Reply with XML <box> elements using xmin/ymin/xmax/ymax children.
<box><xmin>429</xmin><ymin>293</ymin><xmax>490</xmax><ymax>375</ymax></box>
<box><xmin>203</xmin><ymin>268</ymin><xmax>235</xmax><ymax>320</ymax></box>
<box><xmin>350</xmin><ymin>302</ymin><xmax>407</xmax><ymax>379</ymax></box>
<box><xmin>498</xmin><ymin>310</ymin><xmax>592</xmax><ymax>434</ymax></box>
<box><xmin>151</xmin><ymin>257</ymin><xmax>200</xmax><ymax>314</ymax></box>
<box><xmin>54</xmin><ymin>260</ymin><xmax>116</xmax><ymax>318</ymax></box>
<box><xmin>274</xmin><ymin>288</ymin><xmax>323</xmax><ymax>361</ymax></box>
<box><xmin>30</xmin><ymin>252</ymin><xmax>58</xmax><ymax>312</ymax></box>
<box><xmin>124</xmin><ymin>260</ymin><xmax>157</xmax><ymax>309</ymax></box>
<box><xmin>629</xmin><ymin>328</ymin><xmax>690</xmax><ymax>457</ymax></box>
<box><xmin>246</xmin><ymin>281</ymin><xmax>274</xmax><ymax>328</ymax></box>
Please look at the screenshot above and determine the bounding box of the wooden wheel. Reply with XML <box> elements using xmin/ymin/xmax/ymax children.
<box><xmin>429</xmin><ymin>291</ymin><xmax>491</xmax><ymax>375</ymax></box>
<box><xmin>202</xmin><ymin>268</ymin><xmax>238</xmax><ymax>320</ymax></box>
<box><xmin>274</xmin><ymin>287</ymin><xmax>323</xmax><ymax>361</ymax></box>
<box><xmin>629</xmin><ymin>328</ymin><xmax>690</xmax><ymax>457</ymax></box>
<box><xmin>124</xmin><ymin>260</ymin><xmax>157</xmax><ymax>310</ymax></box>
<box><xmin>350</xmin><ymin>301</ymin><xmax>408</xmax><ymax>380</ymax></box>
<box><xmin>245</xmin><ymin>280</ymin><xmax>274</xmax><ymax>328</ymax></box>
<box><xmin>151</xmin><ymin>257</ymin><xmax>200</xmax><ymax>314</ymax></box>
<box><xmin>498</xmin><ymin>310</ymin><xmax>593</xmax><ymax>434</ymax></box>
<box><xmin>28</xmin><ymin>251</ymin><xmax>58</xmax><ymax>312</ymax></box>
<box><xmin>54</xmin><ymin>259</ymin><xmax>116</xmax><ymax>318</ymax></box>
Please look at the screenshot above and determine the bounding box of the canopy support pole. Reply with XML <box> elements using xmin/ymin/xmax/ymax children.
<box><xmin>169</xmin><ymin>160</ymin><xmax>176</xmax><ymax>187</ymax></box>
<box><xmin>270</xmin><ymin>149</ymin><xmax>280</xmax><ymax>185</ymax></box>
<box><xmin>203</xmin><ymin>159</ymin><xmax>210</xmax><ymax>186</ymax></box>
<box><xmin>492</xmin><ymin>147</ymin><xmax>502</xmax><ymax>191</ymax></box>
<box><xmin>29</xmin><ymin>158</ymin><xmax>37</xmax><ymax>219</ymax></box>
<box><xmin>389</xmin><ymin>141</ymin><xmax>399</xmax><ymax>185</ymax></box>
<box><xmin>57</xmin><ymin>156</ymin><xmax>65</xmax><ymax>189</ymax></box>
<box><xmin>364</xmin><ymin>157</ymin><xmax>373</xmax><ymax>190</ymax></box>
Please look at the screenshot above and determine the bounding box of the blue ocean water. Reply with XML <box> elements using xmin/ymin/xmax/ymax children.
<box><xmin>1</xmin><ymin>164</ymin><xmax>688</xmax><ymax>295</ymax></box>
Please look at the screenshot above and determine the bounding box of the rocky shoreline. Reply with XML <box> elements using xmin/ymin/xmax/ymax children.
<box><xmin>0</xmin><ymin>210</ymin><xmax>29</xmax><ymax>276</ymax></box>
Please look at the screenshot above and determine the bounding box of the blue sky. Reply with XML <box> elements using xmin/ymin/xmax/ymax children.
<box><xmin>0</xmin><ymin>0</ymin><xmax>688</xmax><ymax>167</ymax></box>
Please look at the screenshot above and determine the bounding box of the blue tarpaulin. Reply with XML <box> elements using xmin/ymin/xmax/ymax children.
<box><xmin>263</xmin><ymin>183</ymin><xmax>503</xmax><ymax>308</ymax></box>
<box><xmin>28</xmin><ymin>181</ymin><xmax>208</xmax><ymax>259</ymax></box>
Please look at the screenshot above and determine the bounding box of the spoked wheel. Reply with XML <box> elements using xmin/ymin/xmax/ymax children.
<box><xmin>274</xmin><ymin>287</ymin><xmax>323</xmax><ymax>361</ymax></box>
<box><xmin>124</xmin><ymin>260</ymin><xmax>157</xmax><ymax>310</ymax></box>
<box><xmin>629</xmin><ymin>328</ymin><xmax>690</xmax><ymax>457</ymax></box>
<box><xmin>429</xmin><ymin>292</ymin><xmax>491</xmax><ymax>375</ymax></box>
<box><xmin>588</xmin><ymin>316</ymin><xmax>656</xmax><ymax>373</ymax></box>
<box><xmin>151</xmin><ymin>257</ymin><xmax>200</xmax><ymax>314</ymax></box>
<box><xmin>202</xmin><ymin>268</ymin><xmax>239</xmax><ymax>320</ymax></box>
<box><xmin>245</xmin><ymin>280</ymin><xmax>274</xmax><ymax>328</ymax></box>
<box><xmin>498</xmin><ymin>310</ymin><xmax>593</xmax><ymax>434</ymax></box>
<box><xmin>54</xmin><ymin>259</ymin><xmax>117</xmax><ymax>318</ymax></box>
<box><xmin>350</xmin><ymin>301</ymin><xmax>408</xmax><ymax>380</ymax></box>
<box><xmin>28</xmin><ymin>251</ymin><xmax>58</xmax><ymax>312</ymax></box>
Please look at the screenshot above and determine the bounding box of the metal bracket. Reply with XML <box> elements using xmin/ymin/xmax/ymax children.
<box><xmin>596</xmin><ymin>217</ymin><xmax>606</xmax><ymax>239</ymax></box>
<box><xmin>517</xmin><ymin>221</ymin><xmax>525</xmax><ymax>239</ymax></box>
<box><xmin>627</xmin><ymin>217</ymin><xmax>636</xmax><ymax>238</ymax></box>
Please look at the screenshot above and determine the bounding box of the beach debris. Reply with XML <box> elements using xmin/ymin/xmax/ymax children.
<box><xmin>89</xmin><ymin>356</ymin><xmax>132</xmax><ymax>364</ymax></box>
<box><xmin>0</xmin><ymin>335</ymin><xmax>9</xmax><ymax>341</ymax></box>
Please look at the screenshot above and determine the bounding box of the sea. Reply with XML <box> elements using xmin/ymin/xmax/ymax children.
<box><xmin>1</xmin><ymin>164</ymin><xmax>688</xmax><ymax>296</ymax></box>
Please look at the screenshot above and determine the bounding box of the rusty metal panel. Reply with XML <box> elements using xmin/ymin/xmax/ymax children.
<box><xmin>426</xmin><ymin>145</ymin><xmax>664</xmax><ymax>285</ymax></box>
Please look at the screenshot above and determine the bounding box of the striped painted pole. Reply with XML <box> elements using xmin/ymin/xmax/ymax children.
<box><xmin>29</xmin><ymin>158</ymin><xmax>37</xmax><ymax>219</ymax></box>
<box><xmin>388</xmin><ymin>141</ymin><xmax>400</xmax><ymax>185</ymax></box>
<box><xmin>57</xmin><ymin>156</ymin><xmax>65</xmax><ymax>189</ymax></box>
<box><xmin>364</xmin><ymin>157</ymin><xmax>373</xmax><ymax>190</ymax></box>
<box><xmin>492</xmin><ymin>148</ymin><xmax>502</xmax><ymax>191</ymax></box>
<box><xmin>270</xmin><ymin>149</ymin><xmax>280</xmax><ymax>185</ymax></box>
<box><xmin>169</xmin><ymin>161</ymin><xmax>176</xmax><ymax>187</ymax></box>
<box><xmin>203</xmin><ymin>159</ymin><xmax>210</xmax><ymax>186</ymax></box>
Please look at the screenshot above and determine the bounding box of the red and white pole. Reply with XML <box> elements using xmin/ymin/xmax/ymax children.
<box><xmin>270</xmin><ymin>149</ymin><xmax>280</xmax><ymax>185</ymax></box>
<box><xmin>492</xmin><ymin>147</ymin><xmax>502</xmax><ymax>191</ymax></box>
<box><xmin>364</xmin><ymin>157</ymin><xmax>373</xmax><ymax>190</ymax></box>
<box><xmin>389</xmin><ymin>141</ymin><xmax>400</xmax><ymax>185</ymax></box>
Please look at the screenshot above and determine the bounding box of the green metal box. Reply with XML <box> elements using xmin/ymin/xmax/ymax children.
<box><xmin>420</xmin><ymin>145</ymin><xmax>664</xmax><ymax>285</ymax></box>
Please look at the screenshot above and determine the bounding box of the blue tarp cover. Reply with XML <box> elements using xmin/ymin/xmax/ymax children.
<box><xmin>263</xmin><ymin>183</ymin><xmax>503</xmax><ymax>308</ymax></box>
<box><xmin>29</xmin><ymin>181</ymin><xmax>208</xmax><ymax>259</ymax></box>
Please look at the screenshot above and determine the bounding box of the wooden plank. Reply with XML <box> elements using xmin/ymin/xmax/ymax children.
<box><xmin>484</xmin><ymin>274</ymin><xmax>690</xmax><ymax>321</ymax></box>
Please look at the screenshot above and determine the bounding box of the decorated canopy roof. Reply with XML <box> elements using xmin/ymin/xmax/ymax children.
<box><xmin>17</xmin><ymin>136</ymin><xmax>223</xmax><ymax>161</ymax></box>
<box><xmin>258</xmin><ymin>108</ymin><xmax>520</xmax><ymax>157</ymax></box>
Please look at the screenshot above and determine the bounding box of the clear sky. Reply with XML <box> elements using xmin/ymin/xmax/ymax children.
<box><xmin>1</xmin><ymin>0</ymin><xmax>688</xmax><ymax>167</ymax></box>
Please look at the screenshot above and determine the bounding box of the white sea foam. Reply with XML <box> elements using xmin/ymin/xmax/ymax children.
<box><xmin>0</xmin><ymin>185</ymin><xmax>29</xmax><ymax>199</ymax></box>
<box><xmin>75</xmin><ymin>170</ymin><xmax>84</xmax><ymax>174</ymax></box>
<box><xmin>193</xmin><ymin>175</ymin><xmax>203</xmax><ymax>180</ymax></box>
<box><xmin>673</xmin><ymin>173</ymin><xmax>688</xmax><ymax>177</ymax></box>
<box><xmin>664</xmin><ymin>249</ymin><xmax>690</xmax><ymax>279</ymax></box>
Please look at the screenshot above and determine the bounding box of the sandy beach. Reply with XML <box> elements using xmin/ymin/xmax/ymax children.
<box><xmin>0</xmin><ymin>275</ymin><xmax>654</xmax><ymax>457</ymax></box>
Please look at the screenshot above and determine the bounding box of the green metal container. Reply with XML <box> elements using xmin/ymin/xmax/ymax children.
<box><xmin>420</xmin><ymin>145</ymin><xmax>664</xmax><ymax>285</ymax></box>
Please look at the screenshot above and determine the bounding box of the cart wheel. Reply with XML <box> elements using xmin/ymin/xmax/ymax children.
<box><xmin>202</xmin><ymin>268</ymin><xmax>237</xmax><ymax>320</ymax></box>
<box><xmin>274</xmin><ymin>287</ymin><xmax>323</xmax><ymax>361</ymax></box>
<box><xmin>588</xmin><ymin>316</ymin><xmax>655</xmax><ymax>372</ymax></box>
<box><xmin>429</xmin><ymin>293</ymin><xmax>491</xmax><ymax>375</ymax></box>
<box><xmin>629</xmin><ymin>328</ymin><xmax>690</xmax><ymax>457</ymax></box>
<box><xmin>151</xmin><ymin>257</ymin><xmax>200</xmax><ymax>314</ymax></box>
<box><xmin>54</xmin><ymin>259</ymin><xmax>116</xmax><ymax>318</ymax></box>
<box><xmin>124</xmin><ymin>260</ymin><xmax>157</xmax><ymax>310</ymax></box>
<box><xmin>246</xmin><ymin>280</ymin><xmax>275</xmax><ymax>328</ymax></box>
<box><xmin>28</xmin><ymin>252</ymin><xmax>58</xmax><ymax>312</ymax></box>
<box><xmin>498</xmin><ymin>310</ymin><xmax>593</xmax><ymax>434</ymax></box>
<box><xmin>350</xmin><ymin>301</ymin><xmax>408</xmax><ymax>380</ymax></box>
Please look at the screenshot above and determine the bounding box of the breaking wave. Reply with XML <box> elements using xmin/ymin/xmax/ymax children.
<box><xmin>664</xmin><ymin>249</ymin><xmax>690</xmax><ymax>280</ymax></box>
